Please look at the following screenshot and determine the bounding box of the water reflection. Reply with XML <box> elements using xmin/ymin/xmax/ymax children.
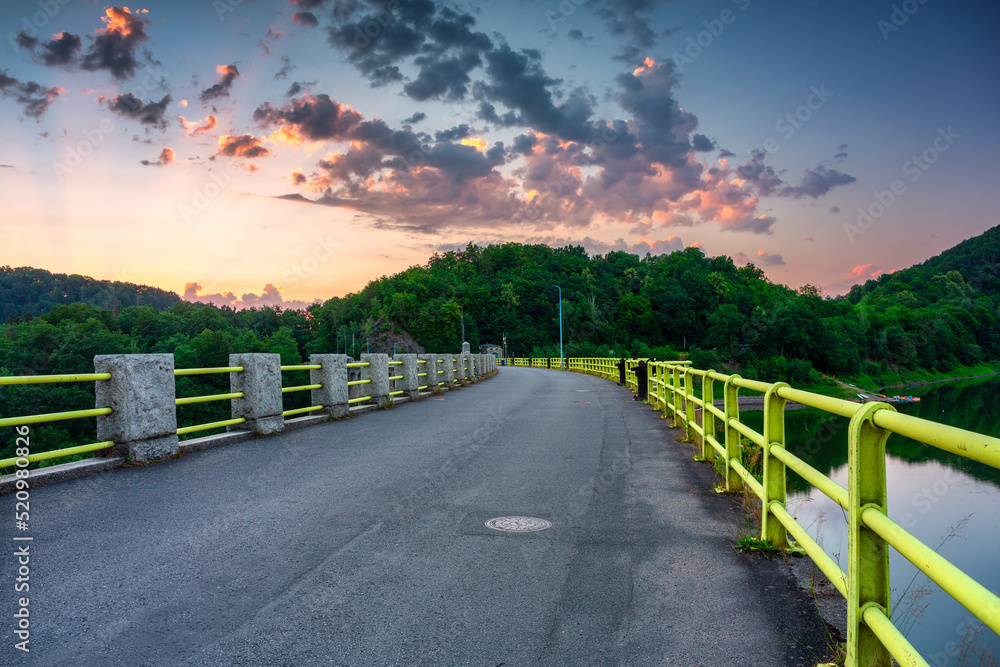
<box><xmin>740</xmin><ymin>376</ymin><xmax>1000</xmax><ymax>664</ymax></box>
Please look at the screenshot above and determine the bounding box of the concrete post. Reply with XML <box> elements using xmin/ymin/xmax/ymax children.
<box><xmin>464</xmin><ymin>353</ymin><xmax>474</xmax><ymax>382</ymax></box>
<box><xmin>229</xmin><ymin>353</ymin><xmax>283</xmax><ymax>435</ymax></box>
<box><xmin>462</xmin><ymin>341</ymin><xmax>471</xmax><ymax>354</ymax></box>
<box><xmin>95</xmin><ymin>354</ymin><xmax>178</xmax><ymax>463</ymax></box>
<box><xmin>394</xmin><ymin>353</ymin><xmax>420</xmax><ymax>400</ymax></box>
<box><xmin>361</xmin><ymin>353</ymin><xmax>390</xmax><ymax>407</ymax></box>
<box><xmin>418</xmin><ymin>354</ymin><xmax>439</xmax><ymax>393</ymax></box>
<box><xmin>309</xmin><ymin>354</ymin><xmax>350</xmax><ymax>418</ymax></box>
<box><xmin>440</xmin><ymin>353</ymin><xmax>455</xmax><ymax>388</ymax></box>
<box><xmin>472</xmin><ymin>354</ymin><xmax>481</xmax><ymax>379</ymax></box>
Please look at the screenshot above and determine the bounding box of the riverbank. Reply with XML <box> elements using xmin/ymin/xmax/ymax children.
<box><xmin>841</xmin><ymin>361</ymin><xmax>1000</xmax><ymax>394</ymax></box>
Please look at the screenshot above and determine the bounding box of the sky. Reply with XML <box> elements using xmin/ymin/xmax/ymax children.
<box><xmin>0</xmin><ymin>0</ymin><xmax>997</xmax><ymax>309</ymax></box>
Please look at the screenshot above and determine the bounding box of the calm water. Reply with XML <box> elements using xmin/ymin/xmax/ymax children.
<box><xmin>742</xmin><ymin>376</ymin><xmax>1000</xmax><ymax>665</ymax></box>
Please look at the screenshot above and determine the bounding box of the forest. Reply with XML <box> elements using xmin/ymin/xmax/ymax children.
<box><xmin>1</xmin><ymin>224</ymin><xmax>998</xmax><ymax>461</ymax></box>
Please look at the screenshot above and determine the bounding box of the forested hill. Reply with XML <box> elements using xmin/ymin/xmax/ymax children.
<box><xmin>2</xmin><ymin>225</ymin><xmax>999</xmax><ymax>391</ymax></box>
<box><xmin>0</xmin><ymin>266</ymin><xmax>180</xmax><ymax>321</ymax></box>
<box><xmin>847</xmin><ymin>225</ymin><xmax>1000</xmax><ymax>306</ymax></box>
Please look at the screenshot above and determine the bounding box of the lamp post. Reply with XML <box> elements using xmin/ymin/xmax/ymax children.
<box><xmin>461</xmin><ymin>305</ymin><xmax>465</xmax><ymax>344</ymax></box>
<box><xmin>555</xmin><ymin>285</ymin><xmax>563</xmax><ymax>370</ymax></box>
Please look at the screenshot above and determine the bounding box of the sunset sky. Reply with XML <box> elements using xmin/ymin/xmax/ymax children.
<box><xmin>1</xmin><ymin>0</ymin><xmax>997</xmax><ymax>308</ymax></box>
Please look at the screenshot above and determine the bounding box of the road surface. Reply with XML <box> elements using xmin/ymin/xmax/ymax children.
<box><xmin>1</xmin><ymin>367</ymin><xmax>829</xmax><ymax>666</ymax></box>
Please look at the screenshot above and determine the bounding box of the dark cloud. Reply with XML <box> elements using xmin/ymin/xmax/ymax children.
<box><xmin>780</xmin><ymin>166</ymin><xmax>856</xmax><ymax>199</ymax></box>
<box><xmin>0</xmin><ymin>70</ymin><xmax>64</xmax><ymax>119</ymax></box>
<box><xmin>327</xmin><ymin>1</ymin><xmax>491</xmax><ymax>97</ymax></box>
<box><xmin>476</xmin><ymin>44</ymin><xmax>593</xmax><ymax>141</ymax></box>
<box><xmin>691</xmin><ymin>133</ymin><xmax>715</xmax><ymax>152</ymax></box>
<box><xmin>567</xmin><ymin>29</ymin><xmax>590</xmax><ymax>42</ymax></box>
<box><xmin>737</xmin><ymin>149</ymin><xmax>855</xmax><ymax>199</ymax></box>
<box><xmin>104</xmin><ymin>93</ymin><xmax>172</xmax><ymax>128</ymax></box>
<box><xmin>253</xmin><ymin>93</ymin><xmax>363</xmax><ymax>141</ymax></box>
<box><xmin>291</xmin><ymin>169</ymin><xmax>308</xmax><ymax>185</ymax></box>
<box><xmin>80</xmin><ymin>6</ymin><xmax>150</xmax><ymax>80</ymax></box>
<box><xmin>14</xmin><ymin>31</ymin><xmax>38</xmax><ymax>50</ymax></box>
<box><xmin>403</xmin><ymin>111</ymin><xmax>426</xmax><ymax>124</ymax></box>
<box><xmin>292</xmin><ymin>12</ymin><xmax>319</xmax><ymax>27</ymax></box>
<box><xmin>590</xmin><ymin>0</ymin><xmax>660</xmax><ymax>62</ymax></box>
<box><xmin>274</xmin><ymin>55</ymin><xmax>295</xmax><ymax>80</ymax></box>
<box><xmin>140</xmin><ymin>147</ymin><xmax>175</xmax><ymax>166</ymax></box>
<box><xmin>200</xmin><ymin>65</ymin><xmax>240</xmax><ymax>101</ymax></box>
<box><xmin>718</xmin><ymin>148</ymin><xmax>736</xmax><ymax>158</ymax></box>
<box><xmin>614</xmin><ymin>59</ymin><xmax>699</xmax><ymax>175</ymax></box>
<box><xmin>218</xmin><ymin>134</ymin><xmax>271</xmax><ymax>158</ymax></box>
<box><xmin>511</xmin><ymin>132</ymin><xmax>538</xmax><ymax>156</ymax></box>
<box><xmin>434</xmin><ymin>124</ymin><xmax>472</xmax><ymax>141</ymax></box>
<box><xmin>755</xmin><ymin>249</ymin><xmax>785</xmax><ymax>266</ymax></box>
<box><xmin>829</xmin><ymin>206</ymin><xmax>840</xmax><ymax>213</ymax></box>
<box><xmin>737</xmin><ymin>149</ymin><xmax>786</xmax><ymax>196</ymax></box>
<box><xmin>404</xmin><ymin>52</ymin><xmax>482</xmax><ymax>101</ymax></box>
<box><xmin>284</xmin><ymin>81</ymin><xmax>313</xmax><ymax>97</ymax></box>
<box><xmin>18</xmin><ymin>30</ymin><xmax>82</xmax><ymax>66</ymax></box>
<box><xmin>290</xmin><ymin>0</ymin><xmax>326</xmax><ymax>8</ymax></box>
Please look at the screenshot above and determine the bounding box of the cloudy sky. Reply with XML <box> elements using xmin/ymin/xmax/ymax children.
<box><xmin>1</xmin><ymin>0</ymin><xmax>997</xmax><ymax>308</ymax></box>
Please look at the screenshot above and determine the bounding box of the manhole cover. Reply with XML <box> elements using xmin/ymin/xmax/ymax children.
<box><xmin>485</xmin><ymin>516</ymin><xmax>552</xmax><ymax>532</ymax></box>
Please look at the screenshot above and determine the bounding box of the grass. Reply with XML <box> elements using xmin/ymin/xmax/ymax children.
<box><xmin>734</xmin><ymin>535</ymin><xmax>779</xmax><ymax>552</ymax></box>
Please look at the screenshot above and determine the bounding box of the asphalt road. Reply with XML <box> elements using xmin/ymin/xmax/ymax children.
<box><xmin>1</xmin><ymin>367</ymin><xmax>829</xmax><ymax>666</ymax></box>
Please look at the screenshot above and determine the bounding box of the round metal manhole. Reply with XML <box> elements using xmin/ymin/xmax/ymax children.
<box><xmin>485</xmin><ymin>516</ymin><xmax>552</xmax><ymax>532</ymax></box>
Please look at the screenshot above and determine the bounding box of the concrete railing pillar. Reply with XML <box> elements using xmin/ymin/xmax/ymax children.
<box><xmin>418</xmin><ymin>354</ymin><xmax>439</xmax><ymax>393</ymax></box>
<box><xmin>464</xmin><ymin>353</ymin><xmax>475</xmax><ymax>382</ymax></box>
<box><xmin>361</xmin><ymin>353</ymin><xmax>390</xmax><ymax>407</ymax></box>
<box><xmin>95</xmin><ymin>354</ymin><xmax>178</xmax><ymax>463</ymax></box>
<box><xmin>229</xmin><ymin>353</ymin><xmax>283</xmax><ymax>435</ymax></box>
<box><xmin>394</xmin><ymin>354</ymin><xmax>420</xmax><ymax>400</ymax></box>
<box><xmin>440</xmin><ymin>353</ymin><xmax>455</xmax><ymax>388</ymax></box>
<box><xmin>472</xmin><ymin>354</ymin><xmax>481</xmax><ymax>379</ymax></box>
<box><xmin>309</xmin><ymin>354</ymin><xmax>349</xmax><ymax>418</ymax></box>
<box><xmin>462</xmin><ymin>341</ymin><xmax>471</xmax><ymax>354</ymax></box>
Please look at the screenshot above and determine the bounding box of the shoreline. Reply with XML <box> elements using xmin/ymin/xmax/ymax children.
<box><xmin>877</xmin><ymin>371</ymin><xmax>1000</xmax><ymax>391</ymax></box>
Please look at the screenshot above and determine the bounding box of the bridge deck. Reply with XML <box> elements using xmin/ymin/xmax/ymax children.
<box><xmin>2</xmin><ymin>367</ymin><xmax>828</xmax><ymax>666</ymax></box>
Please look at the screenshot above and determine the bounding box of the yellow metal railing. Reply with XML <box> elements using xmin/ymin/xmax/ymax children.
<box><xmin>0</xmin><ymin>373</ymin><xmax>116</xmax><ymax>468</ymax></box>
<box><xmin>174</xmin><ymin>366</ymin><xmax>247</xmax><ymax>434</ymax></box>
<box><xmin>561</xmin><ymin>357</ymin><xmax>1000</xmax><ymax>667</ymax></box>
<box><xmin>278</xmin><ymin>364</ymin><xmax>325</xmax><ymax>418</ymax></box>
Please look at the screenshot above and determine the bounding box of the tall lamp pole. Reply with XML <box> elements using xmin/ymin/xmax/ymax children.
<box><xmin>555</xmin><ymin>285</ymin><xmax>563</xmax><ymax>370</ymax></box>
<box><xmin>461</xmin><ymin>305</ymin><xmax>465</xmax><ymax>343</ymax></box>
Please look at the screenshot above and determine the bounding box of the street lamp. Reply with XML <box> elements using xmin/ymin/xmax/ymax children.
<box><xmin>460</xmin><ymin>305</ymin><xmax>465</xmax><ymax>344</ymax></box>
<box><xmin>554</xmin><ymin>285</ymin><xmax>563</xmax><ymax>370</ymax></box>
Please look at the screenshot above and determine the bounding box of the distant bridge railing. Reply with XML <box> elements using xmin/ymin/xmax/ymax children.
<box><xmin>0</xmin><ymin>350</ymin><xmax>497</xmax><ymax>485</ymax></box>
<box><xmin>512</xmin><ymin>356</ymin><xmax>1000</xmax><ymax>667</ymax></box>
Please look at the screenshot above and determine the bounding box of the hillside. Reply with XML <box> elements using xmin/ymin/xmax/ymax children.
<box><xmin>0</xmin><ymin>266</ymin><xmax>180</xmax><ymax>322</ymax></box>
<box><xmin>847</xmin><ymin>225</ymin><xmax>1000</xmax><ymax>307</ymax></box>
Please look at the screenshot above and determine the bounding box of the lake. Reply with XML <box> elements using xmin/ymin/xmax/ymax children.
<box><xmin>742</xmin><ymin>376</ymin><xmax>1000</xmax><ymax>666</ymax></box>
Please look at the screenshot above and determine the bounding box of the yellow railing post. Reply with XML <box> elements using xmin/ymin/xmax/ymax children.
<box><xmin>671</xmin><ymin>365</ymin><xmax>683</xmax><ymax>427</ymax></box>
<box><xmin>684</xmin><ymin>368</ymin><xmax>696</xmax><ymax>441</ymax></box>
<box><xmin>847</xmin><ymin>402</ymin><xmax>895</xmax><ymax>667</ymax></box>
<box><xmin>762</xmin><ymin>382</ymin><xmax>790</xmax><ymax>547</ymax></box>
<box><xmin>723</xmin><ymin>374</ymin><xmax>743</xmax><ymax>492</ymax></box>
<box><xmin>702</xmin><ymin>371</ymin><xmax>716</xmax><ymax>462</ymax></box>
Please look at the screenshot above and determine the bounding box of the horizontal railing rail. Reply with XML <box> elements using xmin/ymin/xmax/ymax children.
<box><xmin>0</xmin><ymin>372</ymin><xmax>116</xmax><ymax>470</ymax></box>
<box><xmin>175</xmin><ymin>366</ymin><xmax>245</xmax><ymax>436</ymax></box>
